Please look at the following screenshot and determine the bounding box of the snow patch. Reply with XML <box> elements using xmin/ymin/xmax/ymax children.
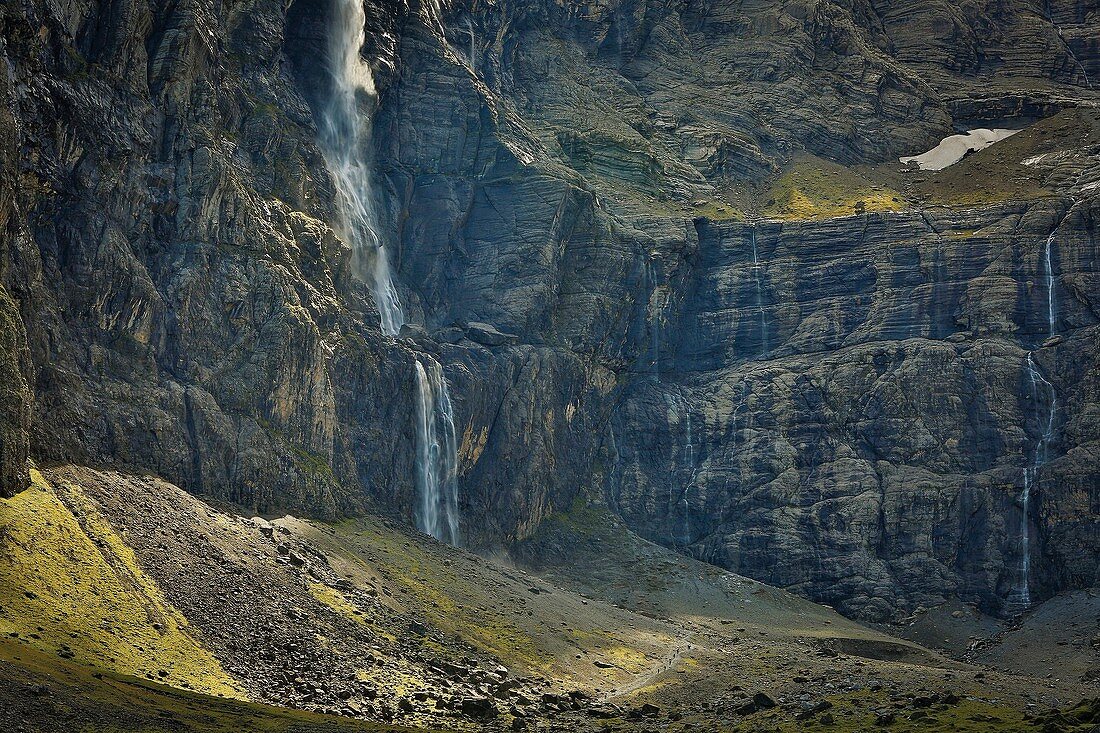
<box><xmin>900</xmin><ymin>128</ymin><xmax>1020</xmax><ymax>171</ymax></box>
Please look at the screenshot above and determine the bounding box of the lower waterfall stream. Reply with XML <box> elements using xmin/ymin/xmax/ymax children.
<box><xmin>414</xmin><ymin>358</ymin><xmax>461</xmax><ymax>546</ymax></box>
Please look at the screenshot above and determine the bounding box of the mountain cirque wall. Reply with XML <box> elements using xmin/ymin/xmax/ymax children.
<box><xmin>0</xmin><ymin>0</ymin><xmax>1098</xmax><ymax>620</ymax></box>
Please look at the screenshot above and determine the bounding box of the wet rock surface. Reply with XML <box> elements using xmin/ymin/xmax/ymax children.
<box><xmin>0</xmin><ymin>0</ymin><xmax>1097</xmax><ymax>623</ymax></box>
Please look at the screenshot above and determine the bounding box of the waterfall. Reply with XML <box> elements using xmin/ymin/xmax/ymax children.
<box><xmin>1043</xmin><ymin>232</ymin><xmax>1056</xmax><ymax>337</ymax></box>
<box><xmin>465</xmin><ymin>17</ymin><xmax>476</xmax><ymax>68</ymax></box>
<box><xmin>662</xmin><ymin>392</ymin><xmax>697</xmax><ymax>546</ymax></box>
<box><xmin>319</xmin><ymin>0</ymin><xmax>405</xmax><ymax>335</ymax></box>
<box><xmin>644</xmin><ymin>257</ymin><xmax>669</xmax><ymax>376</ymax></box>
<box><xmin>1011</xmin><ymin>354</ymin><xmax>1056</xmax><ymax>611</ymax></box>
<box><xmin>1009</xmin><ymin>232</ymin><xmax>1059</xmax><ymax>612</ymax></box>
<box><xmin>414</xmin><ymin>358</ymin><xmax>461</xmax><ymax>545</ymax></box>
<box><xmin>679</xmin><ymin>403</ymin><xmax>695</xmax><ymax>545</ymax></box>
<box><xmin>750</xmin><ymin>227</ymin><xmax>768</xmax><ymax>356</ymax></box>
<box><xmin>320</xmin><ymin>4</ymin><xmax>462</xmax><ymax>545</ymax></box>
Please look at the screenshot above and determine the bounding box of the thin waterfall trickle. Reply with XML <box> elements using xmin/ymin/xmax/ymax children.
<box><xmin>1009</xmin><ymin>232</ymin><xmax>1059</xmax><ymax>612</ymax></box>
<box><xmin>662</xmin><ymin>391</ymin><xmax>697</xmax><ymax>546</ymax></box>
<box><xmin>1043</xmin><ymin>231</ymin><xmax>1056</xmax><ymax>337</ymax></box>
<box><xmin>644</xmin><ymin>256</ymin><xmax>669</xmax><ymax>377</ymax></box>
<box><xmin>1011</xmin><ymin>353</ymin><xmax>1056</xmax><ymax>611</ymax></box>
<box><xmin>464</xmin><ymin>18</ymin><xmax>476</xmax><ymax>68</ymax></box>
<box><xmin>750</xmin><ymin>227</ymin><xmax>768</xmax><ymax>356</ymax></box>
<box><xmin>414</xmin><ymin>358</ymin><xmax>461</xmax><ymax>546</ymax></box>
<box><xmin>318</xmin><ymin>0</ymin><xmax>405</xmax><ymax>335</ymax></box>
<box><xmin>679</xmin><ymin>402</ymin><xmax>695</xmax><ymax>545</ymax></box>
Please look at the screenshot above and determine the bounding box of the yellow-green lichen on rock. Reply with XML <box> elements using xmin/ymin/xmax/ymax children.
<box><xmin>0</xmin><ymin>468</ymin><xmax>243</xmax><ymax>698</ymax></box>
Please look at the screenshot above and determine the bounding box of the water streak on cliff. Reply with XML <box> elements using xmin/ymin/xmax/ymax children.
<box><xmin>1043</xmin><ymin>231</ymin><xmax>1056</xmax><ymax>337</ymax></box>
<box><xmin>750</xmin><ymin>227</ymin><xmax>768</xmax><ymax>356</ymax></box>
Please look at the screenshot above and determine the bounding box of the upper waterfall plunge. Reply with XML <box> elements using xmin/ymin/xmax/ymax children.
<box><xmin>318</xmin><ymin>0</ymin><xmax>405</xmax><ymax>335</ymax></box>
<box><xmin>414</xmin><ymin>358</ymin><xmax>461</xmax><ymax>545</ymax></box>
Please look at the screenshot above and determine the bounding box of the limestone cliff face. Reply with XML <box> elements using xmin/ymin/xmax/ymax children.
<box><xmin>0</xmin><ymin>0</ymin><xmax>1097</xmax><ymax>619</ymax></box>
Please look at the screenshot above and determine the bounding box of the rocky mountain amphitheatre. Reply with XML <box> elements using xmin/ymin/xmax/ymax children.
<box><xmin>0</xmin><ymin>0</ymin><xmax>1098</xmax><ymax>731</ymax></box>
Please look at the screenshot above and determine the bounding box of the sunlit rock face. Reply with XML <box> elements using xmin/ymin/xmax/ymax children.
<box><xmin>1</xmin><ymin>0</ymin><xmax>1097</xmax><ymax>619</ymax></box>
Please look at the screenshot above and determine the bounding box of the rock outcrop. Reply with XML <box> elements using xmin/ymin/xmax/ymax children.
<box><xmin>0</xmin><ymin>0</ymin><xmax>1097</xmax><ymax>619</ymax></box>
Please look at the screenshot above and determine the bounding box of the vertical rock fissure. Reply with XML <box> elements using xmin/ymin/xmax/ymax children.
<box><xmin>321</xmin><ymin>0</ymin><xmax>461</xmax><ymax>544</ymax></box>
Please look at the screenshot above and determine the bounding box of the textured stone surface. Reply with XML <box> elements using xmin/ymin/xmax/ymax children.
<box><xmin>0</xmin><ymin>29</ymin><xmax>32</xmax><ymax>498</ymax></box>
<box><xmin>606</xmin><ymin>200</ymin><xmax>1100</xmax><ymax>619</ymax></box>
<box><xmin>0</xmin><ymin>0</ymin><xmax>1097</xmax><ymax>620</ymax></box>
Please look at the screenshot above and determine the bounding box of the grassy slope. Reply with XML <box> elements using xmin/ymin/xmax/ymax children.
<box><xmin>760</xmin><ymin>155</ymin><xmax>909</xmax><ymax>220</ymax></box>
<box><xmin>745</xmin><ymin>109</ymin><xmax>1096</xmax><ymax>223</ymax></box>
<box><xmin>294</xmin><ymin>515</ymin><xmax>679</xmax><ymax>692</ymax></box>
<box><xmin>0</xmin><ymin>466</ymin><xmax>1094</xmax><ymax>732</ymax></box>
<box><xmin>0</xmin><ymin>469</ymin><xmax>241</xmax><ymax>698</ymax></box>
<box><xmin>510</xmin><ymin>498</ymin><xmax>1096</xmax><ymax>731</ymax></box>
<box><xmin>0</xmin><ymin>638</ymin><xmax>434</xmax><ymax>733</ymax></box>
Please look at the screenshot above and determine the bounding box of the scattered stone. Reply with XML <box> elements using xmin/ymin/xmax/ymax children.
<box><xmin>795</xmin><ymin>699</ymin><xmax>834</xmax><ymax>719</ymax></box>
<box><xmin>459</xmin><ymin>696</ymin><xmax>498</xmax><ymax>718</ymax></box>
<box><xmin>875</xmin><ymin>711</ymin><xmax>896</xmax><ymax>726</ymax></box>
<box><xmin>752</xmin><ymin>692</ymin><xmax>777</xmax><ymax>709</ymax></box>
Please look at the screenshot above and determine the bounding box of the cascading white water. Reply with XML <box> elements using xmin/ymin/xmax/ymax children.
<box><xmin>414</xmin><ymin>358</ymin><xmax>461</xmax><ymax>545</ymax></box>
<box><xmin>318</xmin><ymin>0</ymin><xmax>405</xmax><ymax>335</ymax></box>
<box><xmin>750</xmin><ymin>227</ymin><xmax>768</xmax><ymax>356</ymax></box>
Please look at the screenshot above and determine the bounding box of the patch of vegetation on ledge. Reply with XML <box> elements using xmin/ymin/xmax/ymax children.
<box><xmin>760</xmin><ymin>156</ymin><xmax>909</xmax><ymax>221</ymax></box>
